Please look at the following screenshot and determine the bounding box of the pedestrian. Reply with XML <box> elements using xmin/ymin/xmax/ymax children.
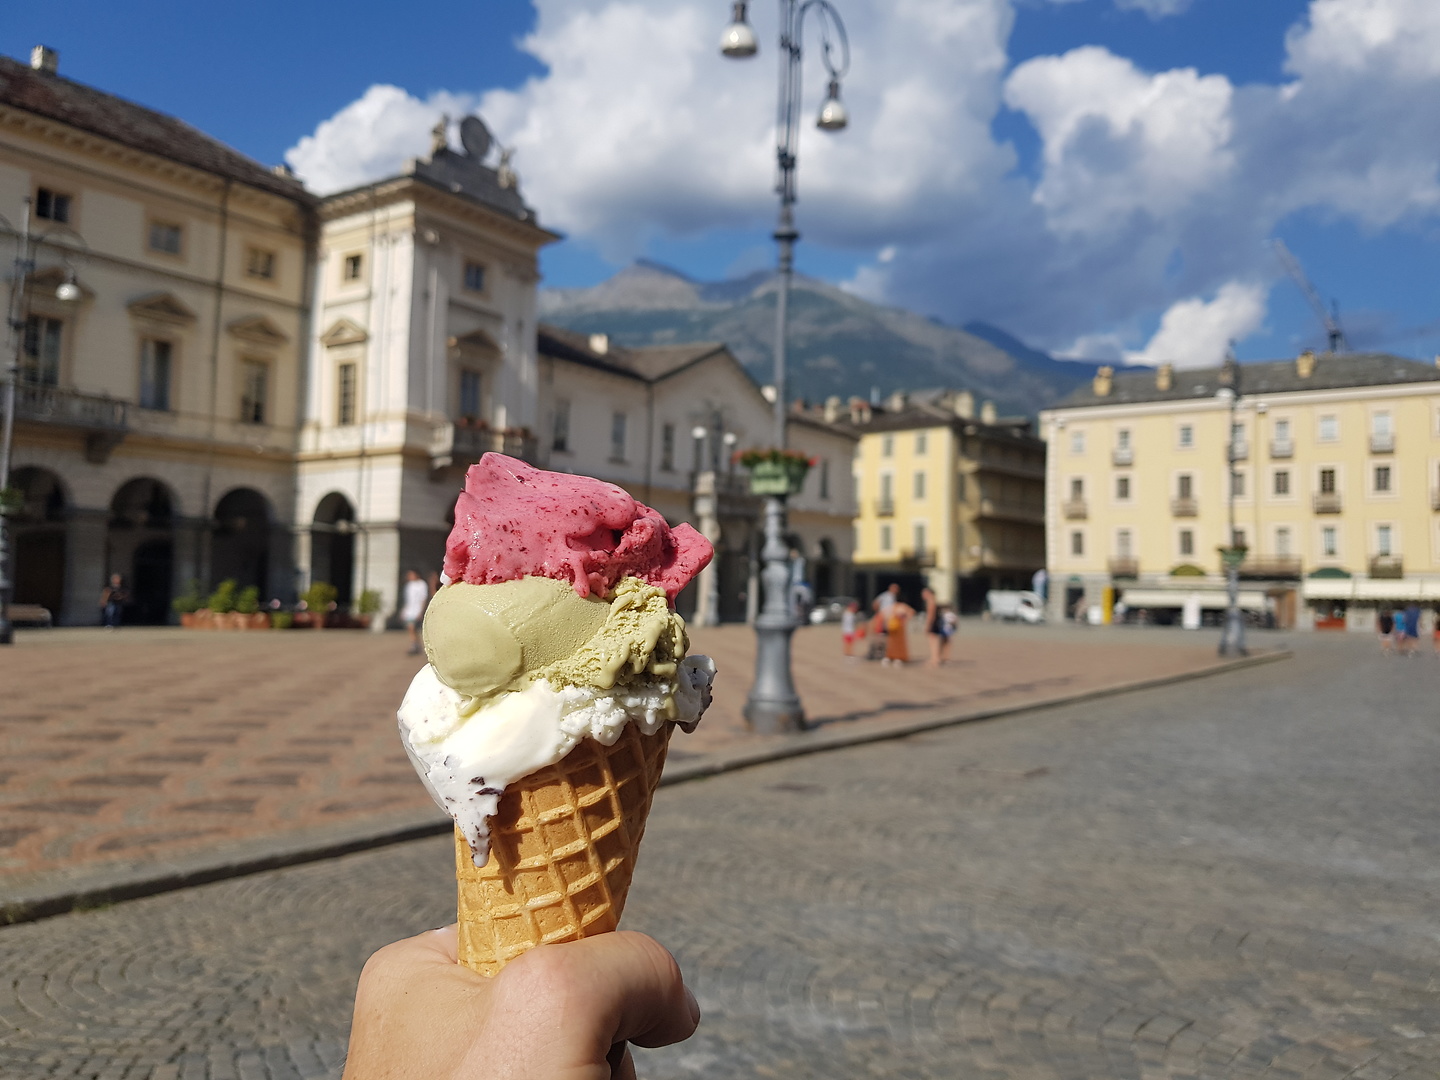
<box><xmin>400</xmin><ymin>570</ymin><xmax>430</xmax><ymax>655</ymax></box>
<box><xmin>868</xmin><ymin>583</ymin><xmax>899</xmax><ymax>661</ymax></box>
<box><xmin>840</xmin><ymin>600</ymin><xmax>865</xmax><ymax>659</ymax></box>
<box><xmin>100</xmin><ymin>573</ymin><xmax>128</xmax><ymax>629</ymax></box>
<box><xmin>883</xmin><ymin>598</ymin><xmax>913</xmax><ymax>665</ymax></box>
<box><xmin>1378</xmin><ymin>609</ymin><xmax>1394</xmax><ymax>654</ymax></box>
<box><xmin>922</xmin><ymin>586</ymin><xmax>942</xmax><ymax>667</ymax></box>
<box><xmin>1403</xmin><ymin>603</ymin><xmax>1421</xmax><ymax>657</ymax></box>
<box><xmin>939</xmin><ymin>606</ymin><xmax>958</xmax><ymax>664</ymax></box>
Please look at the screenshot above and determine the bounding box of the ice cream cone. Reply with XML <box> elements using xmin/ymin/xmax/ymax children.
<box><xmin>454</xmin><ymin>721</ymin><xmax>673</xmax><ymax>976</ymax></box>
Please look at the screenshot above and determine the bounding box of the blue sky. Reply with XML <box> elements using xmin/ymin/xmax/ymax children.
<box><xmin>6</xmin><ymin>0</ymin><xmax>1440</xmax><ymax>368</ymax></box>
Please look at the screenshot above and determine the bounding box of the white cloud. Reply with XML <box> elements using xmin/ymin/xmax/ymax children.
<box><xmin>1286</xmin><ymin>0</ymin><xmax>1440</xmax><ymax>80</ymax></box>
<box><xmin>1115</xmin><ymin>0</ymin><xmax>1192</xmax><ymax>16</ymax></box>
<box><xmin>1124</xmin><ymin>282</ymin><xmax>1269</xmax><ymax>368</ymax></box>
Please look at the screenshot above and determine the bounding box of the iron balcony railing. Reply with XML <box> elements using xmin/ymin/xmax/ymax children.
<box><xmin>1369</xmin><ymin>555</ymin><xmax>1403</xmax><ymax>579</ymax></box>
<box><xmin>1370</xmin><ymin>431</ymin><xmax>1395</xmax><ymax>453</ymax></box>
<box><xmin>431</xmin><ymin>421</ymin><xmax>538</xmax><ymax>470</ymax></box>
<box><xmin>1062</xmin><ymin>497</ymin><xmax>1087</xmax><ymax>520</ymax></box>
<box><xmin>1108</xmin><ymin>557</ymin><xmax>1139</xmax><ymax>578</ymax></box>
<box><xmin>1269</xmin><ymin>438</ymin><xmax>1293</xmax><ymax>459</ymax></box>
<box><xmin>1111</xmin><ymin>446</ymin><xmax>1133</xmax><ymax>466</ymax></box>
<box><xmin>1170</xmin><ymin>496</ymin><xmax>1198</xmax><ymax>517</ymax></box>
<box><xmin>15</xmin><ymin>383</ymin><xmax>128</xmax><ymax>463</ymax></box>
<box><xmin>873</xmin><ymin>497</ymin><xmax>895</xmax><ymax>517</ymax></box>
<box><xmin>900</xmin><ymin>548</ymin><xmax>937</xmax><ymax>568</ymax></box>
<box><xmin>1237</xmin><ymin>556</ymin><xmax>1302</xmax><ymax>580</ymax></box>
<box><xmin>1312</xmin><ymin>492</ymin><xmax>1342</xmax><ymax>514</ymax></box>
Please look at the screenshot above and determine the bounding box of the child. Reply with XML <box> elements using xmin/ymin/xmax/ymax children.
<box><xmin>841</xmin><ymin>600</ymin><xmax>865</xmax><ymax>658</ymax></box>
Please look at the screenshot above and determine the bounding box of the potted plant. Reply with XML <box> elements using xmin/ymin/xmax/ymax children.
<box><xmin>171</xmin><ymin>579</ymin><xmax>204</xmax><ymax>628</ymax></box>
<box><xmin>736</xmin><ymin>447</ymin><xmax>815</xmax><ymax>497</ymax></box>
<box><xmin>270</xmin><ymin>610</ymin><xmax>294</xmax><ymax>630</ymax></box>
<box><xmin>0</xmin><ymin>487</ymin><xmax>22</xmax><ymax>516</ymax></box>
<box><xmin>235</xmin><ymin>585</ymin><xmax>269</xmax><ymax>629</ymax></box>
<box><xmin>301</xmin><ymin>582</ymin><xmax>339</xmax><ymax>628</ymax></box>
<box><xmin>355</xmin><ymin>588</ymin><xmax>382</xmax><ymax>629</ymax></box>
<box><xmin>207</xmin><ymin>579</ymin><xmax>240</xmax><ymax>628</ymax></box>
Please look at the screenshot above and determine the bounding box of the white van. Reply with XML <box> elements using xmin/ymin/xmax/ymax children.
<box><xmin>985</xmin><ymin>590</ymin><xmax>1045</xmax><ymax>624</ymax></box>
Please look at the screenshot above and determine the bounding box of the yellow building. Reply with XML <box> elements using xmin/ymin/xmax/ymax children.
<box><xmin>844</xmin><ymin>390</ymin><xmax>1046</xmax><ymax>609</ymax></box>
<box><xmin>1040</xmin><ymin>351</ymin><xmax>1440</xmax><ymax>629</ymax></box>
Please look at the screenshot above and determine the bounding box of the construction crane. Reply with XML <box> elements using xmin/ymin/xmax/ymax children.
<box><xmin>1270</xmin><ymin>238</ymin><xmax>1348</xmax><ymax>352</ymax></box>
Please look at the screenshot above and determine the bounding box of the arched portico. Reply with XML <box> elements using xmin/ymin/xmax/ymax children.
<box><xmin>212</xmin><ymin>487</ymin><xmax>272</xmax><ymax>593</ymax></box>
<box><xmin>10</xmin><ymin>466</ymin><xmax>68</xmax><ymax>617</ymax></box>
<box><xmin>310</xmin><ymin>492</ymin><xmax>356</xmax><ymax>606</ymax></box>
<box><xmin>108</xmin><ymin>477</ymin><xmax>177</xmax><ymax>624</ymax></box>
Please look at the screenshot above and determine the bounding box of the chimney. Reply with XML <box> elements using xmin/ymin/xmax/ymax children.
<box><xmin>848</xmin><ymin>397</ymin><xmax>871</xmax><ymax>425</ymax></box>
<box><xmin>1092</xmin><ymin>366</ymin><xmax>1113</xmax><ymax>397</ymax></box>
<box><xmin>587</xmin><ymin>332</ymin><xmax>609</xmax><ymax>355</ymax></box>
<box><xmin>885</xmin><ymin>389</ymin><xmax>908</xmax><ymax>412</ymax></box>
<box><xmin>822</xmin><ymin>395</ymin><xmax>842</xmax><ymax>423</ymax></box>
<box><xmin>980</xmin><ymin>400</ymin><xmax>997</xmax><ymax>424</ymax></box>
<box><xmin>30</xmin><ymin>46</ymin><xmax>59</xmax><ymax>74</ymax></box>
<box><xmin>1297</xmin><ymin>349</ymin><xmax>1316</xmax><ymax>378</ymax></box>
<box><xmin>950</xmin><ymin>390</ymin><xmax>974</xmax><ymax>419</ymax></box>
<box><xmin>1155</xmin><ymin>363</ymin><xmax>1172</xmax><ymax>391</ymax></box>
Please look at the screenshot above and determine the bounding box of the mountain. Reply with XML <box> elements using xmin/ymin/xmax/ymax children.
<box><xmin>538</xmin><ymin>262</ymin><xmax>1100</xmax><ymax>417</ymax></box>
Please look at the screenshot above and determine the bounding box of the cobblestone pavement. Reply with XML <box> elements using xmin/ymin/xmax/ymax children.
<box><xmin>3</xmin><ymin>632</ymin><xmax>1438</xmax><ymax>1078</ymax></box>
<box><xmin>0</xmin><ymin>622</ymin><xmax>1225</xmax><ymax>894</ymax></box>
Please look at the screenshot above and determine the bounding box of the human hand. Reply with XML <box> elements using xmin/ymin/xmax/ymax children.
<box><xmin>341</xmin><ymin>926</ymin><xmax>701</xmax><ymax>1080</ymax></box>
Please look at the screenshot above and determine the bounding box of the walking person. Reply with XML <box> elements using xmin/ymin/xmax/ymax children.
<box><xmin>400</xmin><ymin>570</ymin><xmax>430</xmax><ymax>655</ymax></box>
<box><xmin>938</xmin><ymin>606</ymin><xmax>958</xmax><ymax>664</ymax></box>
<box><xmin>840</xmin><ymin>600</ymin><xmax>865</xmax><ymax>660</ymax></box>
<box><xmin>1403</xmin><ymin>603</ymin><xmax>1421</xmax><ymax>658</ymax></box>
<box><xmin>1378</xmin><ymin>609</ymin><xmax>1395</xmax><ymax>654</ymax></box>
<box><xmin>883</xmin><ymin>598</ymin><xmax>914</xmax><ymax>665</ymax></box>
<box><xmin>869</xmin><ymin>583</ymin><xmax>899</xmax><ymax>661</ymax></box>
<box><xmin>100</xmin><ymin>573</ymin><xmax>128</xmax><ymax>630</ymax></box>
<box><xmin>922</xmin><ymin>586</ymin><xmax>942</xmax><ymax>667</ymax></box>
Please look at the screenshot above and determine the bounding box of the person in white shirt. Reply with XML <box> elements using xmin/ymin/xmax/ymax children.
<box><xmin>400</xmin><ymin>570</ymin><xmax>430</xmax><ymax>655</ymax></box>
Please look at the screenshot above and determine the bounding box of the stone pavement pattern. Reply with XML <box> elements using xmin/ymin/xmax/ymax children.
<box><xmin>2</xmin><ymin>633</ymin><xmax>1439</xmax><ymax>1078</ymax></box>
<box><xmin>0</xmin><ymin>623</ymin><xmax>1225</xmax><ymax>891</ymax></box>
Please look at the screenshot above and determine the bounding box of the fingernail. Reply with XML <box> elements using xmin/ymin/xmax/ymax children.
<box><xmin>684</xmin><ymin>986</ymin><xmax>701</xmax><ymax>1024</ymax></box>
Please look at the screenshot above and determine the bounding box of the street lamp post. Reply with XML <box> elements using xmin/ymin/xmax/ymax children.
<box><xmin>0</xmin><ymin>200</ymin><xmax>86</xmax><ymax>644</ymax></box>
<box><xmin>720</xmin><ymin>0</ymin><xmax>850</xmax><ymax>734</ymax></box>
<box><xmin>1216</xmin><ymin>356</ymin><xmax>1248</xmax><ymax>658</ymax></box>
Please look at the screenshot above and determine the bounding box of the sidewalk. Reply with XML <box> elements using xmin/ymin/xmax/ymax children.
<box><xmin>0</xmin><ymin>621</ymin><xmax>1284</xmax><ymax>920</ymax></box>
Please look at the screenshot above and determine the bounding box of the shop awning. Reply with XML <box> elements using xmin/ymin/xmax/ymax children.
<box><xmin>1302</xmin><ymin>577</ymin><xmax>1440</xmax><ymax>602</ymax></box>
<box><xmin>1116</xmin><ymin>588</ymin><xmax>1267</xmax><ymax>611</ymax></box>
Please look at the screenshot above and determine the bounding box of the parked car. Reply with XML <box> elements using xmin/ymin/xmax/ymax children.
<box><xmin>985</xmin><ymin>590</ymin><xmax>1044</xmax><ymax>623</ymax></box>
<box><xmin>809</xmin><ymin>596</ymin><xmax>858</xmax><ymax>624</ymax></box>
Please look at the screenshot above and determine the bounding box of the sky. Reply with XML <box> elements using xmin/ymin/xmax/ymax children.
<box><xmin>7</xmin><ymin>0</ymin><xmax>1440</xmax><ymax>369</ymax></box>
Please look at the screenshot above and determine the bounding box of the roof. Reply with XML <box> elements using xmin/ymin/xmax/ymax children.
<box><xmin>0</xmin><ymin>55</ymin><xmax>310</xmax><ymax>203</ymax></box>
<box><xmin>837</xmin><ymin>402</ymin><xmax>1039</xmax><ymax>445</ymax></box>
<box><xmin>537</xmin><ymin>325</ymin><xmax>729</xmax><ymax>382</ymax></box>
<box><xmin>1053</xmin><ymin>352</ymin><xmax>1440</xmax><ymax>410</ymax></box>
<box><xmin>536</xmin><ymin>325</ymin><xmax>643</xmax><ymax>381</ymax></box>
<box><xmin>408</xmin><ymin>147</ymin><xmax>536</xmax><ymax>223</ymax></box>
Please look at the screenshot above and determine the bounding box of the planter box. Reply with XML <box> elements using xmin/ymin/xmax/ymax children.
<box><xmin>748</xmin><ymin>459</ymin><xmax>809</xmax><ymax>497</ymax></box>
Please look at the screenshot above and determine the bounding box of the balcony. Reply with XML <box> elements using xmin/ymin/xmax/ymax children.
<box><xmin>15</xmin><ymin>384</ymin><xmax>128</xmax><ymax>463</ymax></box>
<box><xmin>1170</xmin><ymin>496</ymin><xmax>1198</xmax><ymax>517</ymax></box>
<box><xmin>1061</xmin><ymin>498</ymin><xmax>1088</xmax><ymax>520</ymax></box>
<box><xmin>1237</xmin><ymin>556</ymin><xmax>1302</xmax><ymax>580</ymax></box>
<box><xmin>1108</xmin><ymin>557</ymin><xmax>1139</xmax><ymax>579</ymax></box>
<box><xmin>1228</xmin><ymin>441</ymin><xmax>1249</xmax><ymax>463</ymax></box>
<box><xmin>873</xmin><ymin>497</ymin><xmax>895</xmax><ymax>517</ymax></box>
<box><xmin>973</xmin><ymin>451</ymin><xmax>1046</xmax><ymax>479</ymax></box>
<box><xmin>430</xmin><ymin>421</ymin><xmax>538</xmax><ymax>471</ymax></box>
<box><xmin>1369</xmin><ymin>555</ymin><xmax>1404</xmax><ymax>579</ymax></box>
<box><xmin>1370</xmin><ymin>431</ymin><xmax>1395</xmax><ymax>454</ymax></box>
<box><xmin>979</xmin><ymin>497</ymin><xmax>1044</xmax><ymax>523</ymax></box>
<box><xmin>900</xmin><ymin>548</ymin><xmax>937</xmax><ymax>568</ymax></box>
<box><xmin>1312</xmin><ymin>492</ymin><xmax>1342</xmax><ymax>514</ymax></box>
<box><xmin>1111</xmin><ymin>446</ymin><xmax>1134</xmax><ymax>466</ymax></box>
<box><xmin>1269</xmin><ymin>438</ymin><xmax>1293</xmax><ymax>459</ymax></box>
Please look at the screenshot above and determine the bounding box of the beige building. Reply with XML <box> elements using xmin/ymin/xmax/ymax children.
<box><xmin>845</xmin><ymin>389</ymin><xmax>1046</xmax><ymax>609</ymax></box>
<box><xmin>1040</xmin><ymin>351</ymin><xmax>1440</xmax><ymax>629</ymax></box>
<box><xmin>1</xmin><ymin>48</ymin><xmax>312</xmax><ymax>624</ymax></box>
<box><xmin>537</xmin><ymin>327</ymin><xmax>857</xmax><ymax>623</ymax></box>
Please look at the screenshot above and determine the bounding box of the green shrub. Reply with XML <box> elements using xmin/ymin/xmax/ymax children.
<box><xmin>171</xmin><ymin>579</ymin><xmax>204</xmax><ymax>614</ymax></box>
<box><xmin>207</xmin><ymin>579</ymin><xmax>238</xmax><ymax>613</ymax></box>
<box><xmin>357</xmin><ymin>588</ymin><xmax>382</xmax><ymax>615</ymax></box>
<box><xmin>235</xmin><ymin>586</ymin><xmax>261</xmax><ymax>615</ymax></box>
<box><xmin>1170</xmin><ymin>564</ymin><xmax>1206</xmax><ymax>577</ymax></box>
<box><xmin>270</xmin><ymin>611</ymin><xmax>294</xmax><ymax>629</ymax></box>
<box><xmin>302</xmin><ymin>581</ymin><xmax>338</xmax><ymax>614</ymax></box>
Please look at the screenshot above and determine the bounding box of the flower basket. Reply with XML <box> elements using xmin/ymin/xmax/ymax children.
<box><xmin>739</xmin><ymin>449</ymin><xmax>813</xmax><ymax>497</ymax></box>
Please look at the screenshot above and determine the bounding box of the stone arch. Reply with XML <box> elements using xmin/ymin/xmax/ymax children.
<box><xmin>310</xmin><ymin>492</ymin><xmax>356</xmax><ymax>606</ymax></box>
<box><xmin>108</xmin><ymin>477</ymin><xmax>177</xmax><ymax>624</ymax></box>
<box><xmin>813</xmin><ymin>537</ymin><xmax>838</xmax><ymax>600</ymax></box>
<box><xmin>211</xmin><ymin>487</ymin><xmax>273</xmax><ymax>594</ymax></box>
<box><xmin>10</xmin><ymin>466</ymin><xmax>68</xmax><ymax>617</ymax></box>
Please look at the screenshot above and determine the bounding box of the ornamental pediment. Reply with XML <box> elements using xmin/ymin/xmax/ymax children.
<box><xmin>448</xmin><ymin>326</ymin><xmax>501</xmax><ymax>358</ymax></box>
<box><xmin>26</xmin><ymin>266</ymin><xmax>94</xmax><ymax>301</ymax></box>
<box><xmin>128</xmin><ymin>292</ymin><xmax>197</xmax><ymax>325</ymax></box>
<box><xmin>320</xmin><ymin>318</ymin><xmax>368</xmax><ymax>347</ymax></box>
<box><xmin>227</xmin><ymin>314</ymin><xmax>289</xmax><ymax>346</ymax></box>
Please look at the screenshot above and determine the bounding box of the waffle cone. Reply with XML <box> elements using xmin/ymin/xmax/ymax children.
<box><xmin>454</xmin><ymin>721</ymin><xmax>673</xmax><ymax>976</ymax></box>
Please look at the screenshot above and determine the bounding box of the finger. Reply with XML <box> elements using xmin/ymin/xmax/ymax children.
<box><xmin>607</xmin><ymin>1041</ymin><xmax>635</xmax><ymax>1080</ymax></box>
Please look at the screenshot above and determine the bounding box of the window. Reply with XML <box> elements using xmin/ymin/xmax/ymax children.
<box><xmin>1274</xmin><ymin>469</ymin><xmax>1290</xmax><ymax>496</ymax></box>
<box><xmin>1116</xmin><ymin>528</ymin><xmax>1132</xmax><ymax>557</ymax></box>
<box><xmin>610</xmin><ymin>411</ymin><xmax>627</xmax><ymax>461</ymax></box>
<box><xmin>1322</xmin><ymin>526</ymin><xmax>1337</xmax><ymax>557</ymax></box>
<box><xmin>880</xmin><ymin>524</ymin><xmax>893</xmax><ymax>552</ymax></box>
<box><xmin>1274</xmin><ymin>418</ymin><xmax>1290</xmax><ymax>441</ymax></box>
<box><xmin>1069</xmin><ymin>477</ymin><xmax>1084</xmax><ymax>499</ymax></box>
<box><xmin>1373</xmin><ymin>412</ymin><xmax>1392</xmax><ymax>436</ymax></box>
<box><xmin>1233</xmin><ymin>528</ymin><xmax>1247</xmax><ymax>549</ymax></box>
<box><xmin>1116</xmin><ymin>428</ymin><xmax>1130</xmax><ymax>450</ymax></box>
<box><xmin>1319</xmin><ymin>468</ymin><xmax>1336</xmax><ymax>494</ymax></box>
<box><xmin>458</xmin><ymin>369</ymin><xmax>482</xmax><ymax>420</ymax></box>
<box><xmin>1276</xmin><ymin>527</ymin><xmax>1291</xmax><ymax>556</ymax></box>
<box><xmin>35</xmin><ymin>187</ymin><xmax>71</xmax><ymax>223</ymax></box>
<box><xmin>139</xmin><ymin>339</ymin><xmax>173</xmax><ymax>411</ymax></box>
<box><xmin>881</xmin><ymin>434</ymin><xmax>894</xmax><ymax>457</ymax></box>
<box><xmin>819</xmin><ymin>459</ymin><xmax>830</xmax><ymax>500</ymax></box>
<box><xmin>148</xmin><ymin>221</ymin><xmax>183</xmax><ymax>254</ymax></box>
<box><xmin>1374</xmin><ymin>465</ymin><xmax>1391</xmax><ymax>493</ymax></box>
<box><xmin>343</xmin><ymin>254</ymin><xmax>364</xmax><ymax>281</ymax></box>
<box><xmin>1116</xmin><ymin>475</ymin><xmax>1130</xmax><ymax>500</ymax></box>
<box><xmin>913</xmin><ymin>522</ymin><xmax>927</xmax><ymax>553</ymax></box>
<box><xmin>1070</xmin><ymin>530</ymin><xmax>1084</xmax><ymax>557</ymax></box>
<box><xmin>660</xmin><ymin>423</ymin><xmax>676</xmax><ymax>471</ymax></box>
<box><xmin>1231</xmin><ymin>421</ymin><xmax>1245</xmax><ymax>442</ymax></box>
<box><xmin>1179</xmin><ymin>529</ymin><xmax>1194</xmax><ymax>557</ymax></box>
<box><xmin>246</xmin><ymin>247</ymin><xmax>275</xmax><ymax>280</ymax></box>
<box><xmin>552</xmin><ymin>399</ymin><xmax>570</xmax><ymax>452</ymax></box>
<box><xmin>1231</xmin><ymin>470</ymin><xmax>1246</xmax><ymax>498</ymax></box>
<box><xmin>463</xmin><ymin>262</ymin><xmax>486</xmax><ymax>292</ymax></box>
<box><xmin>1377</xmin><ymin>524</ymin><xmax>1392</xmax><ymax>556</ymax></box>
<box><xmin>1318</xmin><ymin>414</ymin><xmax>1338</xmax><ymax>441</ymax></box>
<box><xmin>1178</xmin><ymin>424</ymin><xmax>1193</xmax><ymax>448</ymax></box>
<box><xmin>337</xmin><ymin>362</ymin><xmax>357</xmax><ymax>426</ymax></box>
<box><xmin>240</xmin><ymin>359</ymin><xmax>267</xmax><ymax>424</ymax></box>
<box><xmin>1070</xmin><ymin>430</ymin><xmax>1086</xmax><ymax>454</ymax></box>
<box><xmin>20</xmin><ymin>315</ymin><xmax>62</xmax><ymax>385</ymax></box>
<box><xmin>879</xmin><ymin>473</ymin><xmax>893</xmax><ymax>501</ymax></box>
<box><xmin>915</xmin><ymin>431</ymin><xmax>928</xmax><ymax>454</ymax></box>
<box><xmin>1177</xmin><ymin>473</ymin><xmax>1193</xmax><ymax>499</ymax></box>
<box><xmin>913</xmin><ymin>471</ymin><xmax>926</xmax><ymax>499</ymax></box>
